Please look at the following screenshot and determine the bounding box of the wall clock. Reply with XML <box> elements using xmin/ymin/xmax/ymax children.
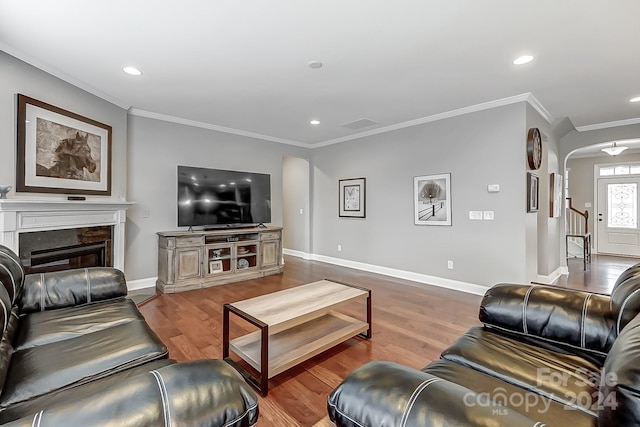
<box><xmin>527</xmin><ymin>127</ymin><xmax>542</xmax><ymax>170</ymax></box>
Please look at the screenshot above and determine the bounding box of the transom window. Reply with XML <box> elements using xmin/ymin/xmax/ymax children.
<box><xmin>599</xmin><ymin>163</ymin><xmax>640</xmax><ymax>176</ymax></box>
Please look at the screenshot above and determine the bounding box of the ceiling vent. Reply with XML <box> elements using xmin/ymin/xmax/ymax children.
<box><xmin>341</xmin><ymin>118</ymin><xmax>379</xmax><ymax>130</ymax></box>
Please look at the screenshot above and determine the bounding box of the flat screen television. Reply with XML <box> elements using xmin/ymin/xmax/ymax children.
<box><xmin>177</xmin><ymin>166</ymin><xmax>271</xmax><ymax>228</ymax></box>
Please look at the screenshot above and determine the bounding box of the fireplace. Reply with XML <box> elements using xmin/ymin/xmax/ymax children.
<box><xmin>0</xmin><ymin>199</ymin><xmax>132</xmax><ymax>273</ymax></box>
<box><xmin>19</xmin><ymin>226</ymin><xmax>112</xmax><ymax>274</ymax></box>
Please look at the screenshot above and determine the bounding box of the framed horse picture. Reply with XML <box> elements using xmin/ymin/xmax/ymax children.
<box><xmin>16</xmin><ymin>94</ymin><xmax>112</xmax><ymax>196</ymax></box>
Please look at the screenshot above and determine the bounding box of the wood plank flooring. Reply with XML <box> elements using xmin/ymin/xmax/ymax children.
<box><xmin>138</xmin><ymin>253</ymin><xmax>639</xmax><ymax>426</ymax></box>
<box><xmin>139</xmin><ymin>256</ymin><xmax>481</xmax><ymax>426</ymax></box>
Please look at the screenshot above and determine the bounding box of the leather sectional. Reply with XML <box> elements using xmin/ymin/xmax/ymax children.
<box><xmin>0</xmin><ymin>245</ymin><xmax>258</xmax><ymax>426</ymax></box>
<box><xmin>328</xmin><ymin>263</ymin><xmax>640</xmax><ymax>426</ymax></box>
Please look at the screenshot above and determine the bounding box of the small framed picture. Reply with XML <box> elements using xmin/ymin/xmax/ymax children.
<box><xmin>339</xmin><ymin>178</ymin><xmax>366</xmax><ymax>218</ymax></box>
<box><xmin>414</xmin><ymin>173</ymin><xmax>452</xmax><ymax>226</ymax></box>
<box><xmin>527</xmin><ymin>172</ymin><xmax>539</xmax><ymax>213</ymax></box>
<box><xmin>209</xmin><ymin>260</ymin><xmax>223</xmax><ymax>274</ymax></box>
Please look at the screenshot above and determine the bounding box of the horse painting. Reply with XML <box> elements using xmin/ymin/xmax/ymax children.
<box><xmin>36</xmin><ymin>131</ymin><xmax>99</xmax><ymax>181</ymax></box>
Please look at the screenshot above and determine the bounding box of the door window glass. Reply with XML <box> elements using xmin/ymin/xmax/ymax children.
<box><xmin>608</xmin><ymin>183</ymin><xmax>637</xmax><ymax>228</ymax></box>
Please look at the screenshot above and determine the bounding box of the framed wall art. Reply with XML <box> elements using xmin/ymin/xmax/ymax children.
<box><xmin>550</xmin><ymin>172</ymin><xmax>563</xmax><ymax>218</ymax></box>
<box><xmin>527</xmin><ymin>172</ymin><xmax>539</xmax><ymax>213</ymax></box>
<box><xmin>339</xmin><ymin>177</ymin><xmax>366</xmax><ymax>218</ymax></box>
<box><xmin>414</xmin><ymin>173</ymin><xmax>451</xmax><ymax>226</ymax></box>
<box><xmin>209</xmin><ymin>260</ymin><xmax>224</xmax><ymax>274</ymax></box>
<box><xmin>16</xmin><ymin>94</ymin><xmax>112</xmax><ymax>195</ymax></box>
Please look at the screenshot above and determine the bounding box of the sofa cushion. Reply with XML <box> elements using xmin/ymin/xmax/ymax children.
<box><xmin>328</xmin><ymin>360</ymin><xmax>546</xmax><ymax>427</ymax></box>
<box><xmin>0</xmin><ymin>359</ymin><xmax>175</xmax><ymax>424</ymax></box>
<box><xmin>19</xmin><ymin>267</ymin><xmax>127</xmax><ymax>313</ymax></box>
<box><xmin>0</xmin><ymin>247</ymin><xmax>24</xmax><ymax>305</ymax></box>
<box><xmin>480</xmin><ymin>283</ymin><xmax>616</xmax><ymax>356</ymax></box>
<box><xmin>423</xmin><ymin>359</ymin><xmax>597</xmax><ymax>427</ymax></box>
<box><xmin>2</xmin><ymin>360</ymin><xmax>259</xmax><ymax>427</ymax></box>
<box><xmin>13</xmin><ymin>299</ymin><xmax>144</xmax><ymax>350</ymax></box>
<box><xmin>599</xmin><ymin>313</ymin><xmax>640</xmax><ymax>426</ymax></box>
<box><xmin>441</xmin><ymin>326</ymin><xmax>603</xmax><ymax>415</ymax></box>
<box><xmin>610</xmin><ymin>275</ymin><xmax>640</xmax><ymax>334</ymax></box>
<box><xmin>0</xmin><ymin>320</ymin><xmax>168</xmax><ymax>408</ymax></box>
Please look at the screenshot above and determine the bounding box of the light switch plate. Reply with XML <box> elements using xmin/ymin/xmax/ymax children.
<box><xmin>469</xmin><ymin>211</ymin><xmax>483</xmax><ymax>220</ymax></box>
<box><xmin>487</xmin><ymin>184</ymin><xmax>500</xmax><ymax>193</ymax></box>
<box><xmin>483</xmin><ymin>211</ymin><xmax>495</xmax><ymax>220</ymax></box>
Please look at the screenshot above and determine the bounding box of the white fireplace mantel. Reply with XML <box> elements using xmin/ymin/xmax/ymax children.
<box><xmin>0</xmin><ymin>199</ymin><xmax>134</xmax><ymax>271</ymax></box>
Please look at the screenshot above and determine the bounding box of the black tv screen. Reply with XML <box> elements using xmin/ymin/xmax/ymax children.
<box><xmin>177</xmin><ymin>166</ymin><xmax>271</xmax><ymax>228</ymax></box>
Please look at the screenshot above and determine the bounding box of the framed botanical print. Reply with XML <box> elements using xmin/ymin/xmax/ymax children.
<box><xmin>339</xmin><ymin>178</ymin><xmax>366</xmax><ymax>218</ymax></box>
<box><xmin>527</xmin><ymin>172</ymin><xmax>539</xmax><ymax>213</ymax></box>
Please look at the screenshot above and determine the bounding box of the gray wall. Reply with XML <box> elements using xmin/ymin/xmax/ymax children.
<box><xmin>526</xmin><ymin>104</ymin><xmax>562</xmax><ymax>277</ymax></box>
<box><xmin>283</xmin><ymin>156</ymin><xmax>311</xmax><ymax>253</ymax></box>
<box><xmin>310</xmin><ymin>104</ymin><xmax>530</xmax><ymax>287</ymax></box>
<box><xmin>125</xmin><ymin>115</ymin><xmax>309</xmax><ymax>280</ymax></box>
<box><xmin>0</xmin><ymin>51</ymin><xmax>128</xmax><ymax>200</ymax></box>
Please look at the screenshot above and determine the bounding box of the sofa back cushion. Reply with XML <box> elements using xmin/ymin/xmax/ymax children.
<box><xmin>0</xmin><ymin>246</ymin><xmax>24</xmax><ymax>305</ymax></box>
<box><xmin>0</xmin><ymin>284</ymin><xmax>18</xmax><ymax>398</ymax></box>
<box><xmin>480</xmin><ymin>284</ymin><xmax>616</xmax><ymax>356</ymax></box>
<box><xmin>610</xmin><ymin>274</ymin><xmax>640</xmax><ymax>334</ymax></box>
<box><xmin>599</xmin><ymin>313</ymin><xmax>640</xmax><ymax>426</ymax></box>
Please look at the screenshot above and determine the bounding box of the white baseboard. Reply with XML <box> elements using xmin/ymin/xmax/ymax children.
<box><xmin>127</xmin><ymin>277</ymin><xmax>157</xmax><ymax>292</ymax></box>
<box><xmin>536</xmin><ymin>266</ymin><xmax>567</xmax><ymax>285</ymax></box>
<box><xmin>283</xmin><ymin>248</ymin><xmax>312</xmax><ymax>260</ymax></box>
<box><xmin>284</xmin><ymin>249</ymin><xmax>487</xmax><ymax>296</ymax></box>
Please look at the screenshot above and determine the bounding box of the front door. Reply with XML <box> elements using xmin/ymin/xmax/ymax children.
<box><xmin>597</xmin><ymin>177</ymin><xmax>640</xmax><ymax>256</ymax></box>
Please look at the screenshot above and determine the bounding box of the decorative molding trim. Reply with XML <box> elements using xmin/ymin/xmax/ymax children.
<box><xmin>128</xmin><ymin>109</ymin><xmax>309</xmax><ymax>148</ymax></box>
<box><xmin>576</xmin><ymin>117</ymin><xmax>640</xmax><ymax>132</ymax></box>
<box><xmin>0</xmin><ymin>42</ymin><xmax>129</xmax><ymax>109</ymax></box>
<box><xmin>127</xmin><ymin>277</ymin><xmax>157</xmax><ymax>292</ymax></box>
<box><xmin>308</xmin><ymin>253</ymin><xmax>488</xmax><ymax>296</ymax></box>
<box><xmin>283</xmin><ymin>248</ymin><xmax>312</xmax><ymax>260</ymax></box>
<box><xmin>313</xmin><ymin>93</ymin><xmax>546</xmax><ymax>148</ymax></box>
<box><xmin>536</xmin><ymin>267</ymin><xmax>566</xmax><ymax>285</ymax></box>
<box><xmin>525</xmin><ymin>93</ymin><xmax>553</xmax><ymax>123</ymax></box>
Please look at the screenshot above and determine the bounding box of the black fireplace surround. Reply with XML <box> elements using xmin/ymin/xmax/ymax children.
<box><xmin>0</xmin><ymin>245</ymin><xmax>258</xmax><ymax>426</ymax></box>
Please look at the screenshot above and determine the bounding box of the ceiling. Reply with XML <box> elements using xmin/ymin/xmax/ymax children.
<box><xmin>1</xmin><ymin>1</ymin><xmax>639</xmax><ymax>146</ymax></box>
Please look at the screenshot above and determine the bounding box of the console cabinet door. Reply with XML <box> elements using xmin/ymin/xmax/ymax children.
<box><xmin>175</xmin><ymin>247</ymin><xmax>202</xmax><ymax>280</ymax></box>
<box><xmin>261</xmin><ymin>240</ymin><xmax>280</xmax><ymax>267</ymax></box>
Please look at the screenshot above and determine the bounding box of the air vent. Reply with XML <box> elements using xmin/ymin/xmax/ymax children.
<box><xmin>341</xmin><ymin>118</ymin><xmax>379</xmax><ymax>130</ymax></box>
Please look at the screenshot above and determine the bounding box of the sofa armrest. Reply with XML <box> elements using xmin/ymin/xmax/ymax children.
<box><xmin>19</xmin><ymin>267</ymin><xmax>128</xmax><ymax>313</ymax></box>
<box><xmin>2</xmin><ymin>359</ymin><xmax>258</xmax><ymax>427</ymax></box>
<box><xmin>328</xmin><ymin>361</ymin><xmax>544</xmax><ymax>427</ymax></box>
<box><xmin>480</xmin><ymin>283</ymin><xmax>616</xmax><ymax>355</ymax></box>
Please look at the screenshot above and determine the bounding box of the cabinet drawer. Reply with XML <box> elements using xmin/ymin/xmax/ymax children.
<box><xmin>176</xmin><ymin>236</ymin><xmax>204</xmax><ymax>247</ymax></box>
<box><xmin>261</xmin><ymin>231</ymin><xmax>281</xmax><ymax>240</ymax></box>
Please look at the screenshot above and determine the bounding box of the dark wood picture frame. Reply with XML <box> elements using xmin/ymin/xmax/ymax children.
<box><xmin>527</xmin><ymin>172</ymin><xmax>539</xmax><ymax>213</ymax></box>
<box><xmin>16</xmin><ymin>94</ymin><xmax>112</xmax><ymax>196</ymax></box>
<box><xmin>339</xmin><ymin>177</ymin><xmax>366</xmax><ymax>218</ymax></box>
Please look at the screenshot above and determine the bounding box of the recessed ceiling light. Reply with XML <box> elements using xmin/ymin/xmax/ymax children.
<box><xmin>308</xmin><ymin>61</ymin><xmax>323</xmax><ymax>69</ymax></box>
<box><xmin>310</xmin><ymin>120</ymin><xmax>320</xmax><ymax>125</ymax></box>
<box><xmin>631</xmin><ymin>96</ymin><xmax>640</xmax><ymax>103</ymax></box>
<box><xmin>123</xmin><ymin>66</ymin><xmax>142</xmax><ymax>76</ymax></box>
<box><xmin>513</xmin><ymin>55</ymin><xmax>534</xmax><ymax>65</ymax></box>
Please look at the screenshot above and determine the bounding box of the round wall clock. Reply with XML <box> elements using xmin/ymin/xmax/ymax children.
<box><xmin>527</xmin><ymin>127</ymin><xmax>542</xmax><ymax>170</ymax></box>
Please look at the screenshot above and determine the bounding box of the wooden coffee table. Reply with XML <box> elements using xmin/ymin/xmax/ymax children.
<box><xmin>223</xmin><ymin>279</ymin><xmax>371</xmax><ymax>395</ymax></box>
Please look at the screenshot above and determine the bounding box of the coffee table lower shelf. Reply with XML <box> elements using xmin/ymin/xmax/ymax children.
<box><xmin>229</xmin><ymin>311</ymin><xmax>368</xmax><ymax>378</ymax></box>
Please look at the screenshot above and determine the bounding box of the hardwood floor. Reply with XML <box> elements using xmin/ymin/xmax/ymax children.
<box><xmin>138</xmin><ymin>253</ymin><xmax>639</xmax><ymax>426</ymax></box>
<box><xmin>139</xmin><ymin>256</ymin><xmax>481</xmax><ymax>426</ymax></box>
<box><xmin>554</xmin><ymin>254</ymin><xmax>640</xmax><ymax>294</ymax></box>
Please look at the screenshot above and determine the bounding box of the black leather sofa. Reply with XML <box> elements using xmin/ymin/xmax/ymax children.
<box><xmin>328</xmin><ymin>264</ymin><xmax>640</xmax><ymax>426</ymax></box>
<box><xmin>0</xmin><ymin>245</ymin><xmax>258</xmax><ymax>426</ymax></box>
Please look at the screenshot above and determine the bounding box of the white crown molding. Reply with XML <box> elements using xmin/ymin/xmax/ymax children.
<box><xmin>313</xmin><ymin>93</ymin><xmax>550</xmax><ymax>148</ymax></box>
<box><xmin>575</xmin><ymin>117</ymin><xmax>640</xmax><ymax>132</ymax></box>
<box><xmin>128</xmin><ymin>108</ymin><xmax>310</xmax><ymax>148</ymax></box>
<box><xmin>1</xmin><ymin>43</ymin><xmax>130</xmax><ymax>110</ymax></box>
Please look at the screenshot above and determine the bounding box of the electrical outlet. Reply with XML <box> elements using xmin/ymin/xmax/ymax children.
<box><xmin>299</xmin><ymin>208</ymin><xmax>303</xmax><ymax>215</ymax></box>
<box><xmin>448</xmin><ymin>260</ymin><xmax>454</xmax><ymax>269</ymax></box>
<box><xmin>142</xmin><ymin>209</ymin><xmax>149</xmax><ymax>218</ymax></box>
<box><xmin>338</xmin><ymin>244</ymin><xmax>342</xmax><ymax>252</ymax></box>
